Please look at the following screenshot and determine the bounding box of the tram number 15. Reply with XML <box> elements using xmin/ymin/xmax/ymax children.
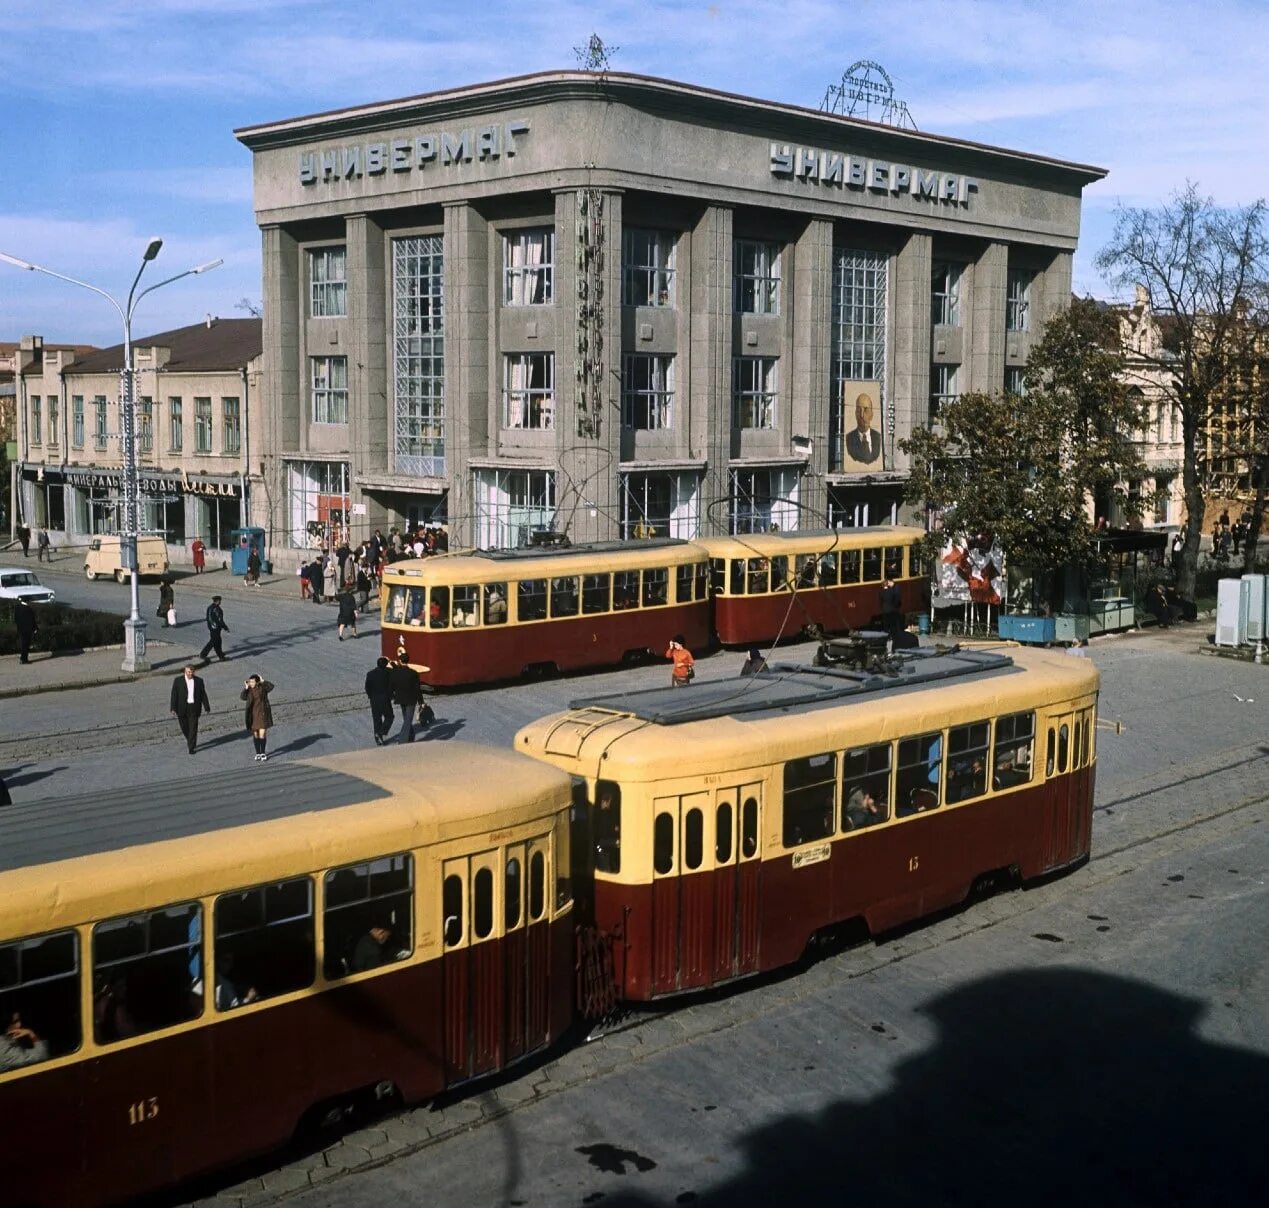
<box><xmin>907</xmin><ymin>855</ymin><xmax>919</xmax><ymax>873</ymax></box>
<box><xmin>128</xmin><ymin>1097</ymin><xmax>159</xmax><ymax>1126</ymax></box>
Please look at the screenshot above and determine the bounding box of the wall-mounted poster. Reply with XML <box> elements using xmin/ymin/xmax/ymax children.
<box><xmin>840</xmin><ymin>381</ymin><xmax>884</xmax><ymax>471</ymax></box>
<box><xmin>937</xmin><ymin>531</ymin><xmax>1006</xmax><ymax>605</ymax></box>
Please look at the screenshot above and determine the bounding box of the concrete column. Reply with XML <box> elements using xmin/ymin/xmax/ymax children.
<box><xmin>689</xmin><ymin>204</ymin><xmax>734</xmax><ymax>535</ymax></box>
<box><xmin>892</xmin><ymin>231</ymin><xmax>933</xmax><ymax>463</ymax></box>
<box><xmin>790</xmin><ymin>218</ymin><xmax>833</xmax><ymax>525</ymax></box>
<box><xmin>443</xmin><ymin>201</ymin><xmax>491</xmax><ymax>548</ymax></box>
<box><xmin>967</xmin><ymin>241</ymin><xmax>1007</xmax><ymax>394</ymax></box>
<box><xmin>346</xmin><ymin>214</ymin><xmax>389</xmax><ymax>540</ymax></box>
<box><xmin>1037</xmin><ymin>250</ymin><xmax>1072</xmax><ymax>331</ymax></box>
<box><xmin>260</xmin><ymin>225</ymin><xmax>300</xmax><ymax>541</ymax></box>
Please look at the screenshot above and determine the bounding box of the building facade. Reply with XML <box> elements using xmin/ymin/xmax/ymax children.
<box><xmin>11</xmin><ymin>321</ymin><xmax>262</xmax><ymax>557</ymax></box>
<box><xmin>236</xmin><ymin>71</ymin><xmax>1104</xmax><ymax>550</ymax></box>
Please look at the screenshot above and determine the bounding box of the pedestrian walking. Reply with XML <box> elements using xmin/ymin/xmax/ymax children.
<box><xmin>323</xmin><ymin>556</ymin><xmax>337</xmax><ymax>602</ymax></box>
<box><xmin>337</xmin><ymin>589</ymin><xmax>359</xmax><ymax>640</ymax></box>
<box><xmin>157</xmin><ymin>577</ymin><xmax>176</xmax><ymax>627</ymax></box>
<box><xmin>364</xmin><ymin>656</ymin><xmax>394</xmax><ymax>745</ymax></box>
<box><xmin>35</xmin><ymin>528</ymin><xmax>50</xmax><ymax>563</ymax></box>
<box><xmin>200</xmin><ymin>595</ymin><xmax>229</xmax><ymax>663</ymax></box>
<box><xmin>307</xmin><ymin>557</ymin><xmax>325</xmax><ymax>605</ymax></box>
<box><xmin>389</xmin><ymin>658</ymin><xmax>423</xmax><ymax>742</ymax></box>
<box><xmin>666</xmin><ymin>635</ymin><xmax>695</xmax><ymax>687</ymax></box>
<box><xmin>240</xmin><ymin>674</ymin><xmax>275</xmax><ymax>762</ymax></box>
<box><xmin>355</xmin><ymin>565</ymin><xmax>372</xmax><ymax>614</ymax></box>
<box><xmin>169</xmin><ymin>664</ymin><xmax>212</xmax><ymax>755</ymax></box>
<box><xmin>16</xmin><ymin>524</ymin><xmax>30</xmax><ymax>558</ymax></box>
<box><xmin>13</xmin><ymin>597</ymin><xmax>38</xmax><ymax>664</ymax></box>
<box><xmin>191</xmin><ymin>536</ymin><xmax>207</xmax><ymax>574</ymax></box>
<box><xmin>740</xmin><ymin>647</ymin><xmax>767</xmax><ymax>676</ymax></box>
<box><xmin>880</xmin><ymin>577</ymin><xmax>903</xmax><ymax>640</ymax></box>
<box><xmin>245</xmin><ymin>545</ymin><xmax>262</xmax><ymax>586</ymax></box>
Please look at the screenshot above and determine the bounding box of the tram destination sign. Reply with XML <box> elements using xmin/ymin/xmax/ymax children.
<box><xmin>770</xmin><ymin>143</ymin><xmax>980</xmax><ymax>207</ymax></box>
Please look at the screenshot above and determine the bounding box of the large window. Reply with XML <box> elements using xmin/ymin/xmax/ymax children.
<box><xmin>783</xmin><ymin>752</ymin><xmax>837</xmax><ymax>848</ymax></box>
<box><xmin>285</xmin><ymin>459</ymin><xmax>350</xmax><ymax>549</ymax></box>
<box><xmin>323</xmin><ymin>855</ymin><xmax>413</xmax><ymax>981</ymax></box>
<box><xmin>0</xmin><ymin>930</ymin><xmax>81</xmax><ymax>1069</ymax></box>
<box><xmin>310</xmin><ymin>245</ymin><xmax>347</xmax><ymax>317</ymax></box>
<box><xmin>214</xmin><ymin>879</ymin><xmax>314</xmax><ymax>1008</ymax></box>
<box><xmin>620</xmin><ymin>470</ymin><xmax>701</xmax><ymax>539</ymax></box>
<box><xmin>29</xmin><ymin>396</ymin><xmax>41</xmax><ymax>446</ymax></box>
<box><xmin>622</xmin><ymin>354</ymin><xmax>674</xmax><ymax>430</ymax></box>
<box><xmin>504</xmin><ymin>353</ymin><xmax>555</xmax><ymax>430</ymax></box>
<box><xmin>46</xmin><ymin>395</ymin><xmax>58</xmax><ymax>447</ymax></box>
<box><xmin>930</xmin><ymin>364</ymin><xmax>958</xmax><ymax>419</ymax></box>
<box><xmin>843</xmin><ymin>743</ymin><xmax>891</xmax><ymax>831</ymax></box>
<box><xmin>168</xmin><ymin>397</ymin><xmax>183</xmax><ymax>452</ymax></box>
<box><xmin>733</xmin><ymin>357</ymin><xmax>778</xmax><ymax>430</ymax></box>
<box><xmin>731</xmin><ymin>467</ymin><xmax>799</xmax><ymax>534</ymax></box>
<box><xmin>194</xmin><ymin>397</ymin><xmax>213</xmax><ymax>453</ymax></box>
<box><xmin>393</xmin><ymin>234</ymin><xmax>445</xmax><ymax>477</ymax></box>
<box><xmin>138</xmin><ymin>397</ymin><xmax>154</xmax><ymax>454</ymax></box>
<box><xmin>734</xmin><ymin>240</ymin><xmax>781</xmax><ymax>315</ymax></box>
<box><xmin>993</xmin><ymin>711</ymin><xmax>1035</xmax><ymax>789</ymax></box>
<box><xmin>946</xmin><ymin>721</ymin><xmax>991</xmax><ymax>804</ymax></box>
<box><xmin>932</xmin><ymin>261</ymin><xmax>961</xmax><ymax>326</ymax></box>
<box><xmin>896</xmin><ymin>733</ymin><xmax>942</xmax><ymax>816</ymax></box>
<box><xmin>72</xmin><ymin>396</ymin><xmax>84</xmax><ymax>448</ymax></box>
<box><xmin>222</xmin><ymin>397</ymin><xmax>241</xmax><ymax>455</ymax></box>
<box><xmin>831</xmin><ymin>248</ymin><xmax>888</xmax><ymax>468</ymax></box>
<box><xmin>1004</xmin><ymin>366</ymin><xmax>1027</xmax><ymax>397</ymax></box>
<box><xmin>311</xmin><ymin>356</ymin><xmax>349</xmax><ymax>425</ymax></box>
<box><xmin>622</xmin><ymin>229</ymin><xmax>676</xmax><ymax>307</ymax></box>
<box><xmin>473</xmin><ymin>467</ymin><xmax>556</xmax><ymax>550</ymax></box>
<box><xmin>1007</xmin><ymin>268</ymin><xmax>1034</xmax><ymax>332</ymax></box>
<box><xmin>93</xmin><ymin>397</ymin><xmax>107</xmax><ymax>451</ymax></box>
<box><xmin>503</xmin><ymin>228</ymin><xmax>554</xmax><ymax>306</ymax></box>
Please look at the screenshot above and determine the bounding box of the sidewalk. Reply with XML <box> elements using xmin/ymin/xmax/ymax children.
<box><xmin>0</xmin><ymin>643</ymin><xmax>179</xmax><ymax>700</ymax></box>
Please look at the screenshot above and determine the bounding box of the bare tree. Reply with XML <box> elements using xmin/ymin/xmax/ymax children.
<box><xmin>235</xmin><ymin>297</ymin><xmax>263</xmax><ymax>318</ymax></box>
<box><xmin>1098</xmin><ymin>183</ymin><xmax>1268</xmax><ymax>598</ymax></box>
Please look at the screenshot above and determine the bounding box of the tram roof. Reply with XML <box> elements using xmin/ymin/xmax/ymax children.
<box><xmin>699</xmin><ymin>526</ymin><xmax>924</xmax><ymax>557</ymax></box>
<box><xmin>383</xmin><ymin>538</ymin><xmax>701</xmax><ymax>579</ymax></box>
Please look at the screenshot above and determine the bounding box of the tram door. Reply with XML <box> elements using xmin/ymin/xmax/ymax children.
<box><xmin>651</xmin><ymin>792</ymin><xmax>712</xmax><ymax>994</ymax></box>
<box><xmin>711</xmin><ymin>784</ymin><xmax>763</xmax><ymax>982</ymax></box>
<box><xmin>441</xmin><ymin>850</ymin><xmax>503</xmax><ymax>1082</ymax></box>
<box><xmin>500</xmin><ymin>839</ymin><xmax>552</xmax><ymax>1065</ymax></box>
<box><xmin>1044</xmin><ymin>714</ymin><xmax>1080</xmax><ymax>870</ymax></box>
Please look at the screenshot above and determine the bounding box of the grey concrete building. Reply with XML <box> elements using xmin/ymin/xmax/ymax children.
<box><xmin>236</xmin><ymin>71</ymin><xmax>1105</xmax><ymax>551</ymax></box>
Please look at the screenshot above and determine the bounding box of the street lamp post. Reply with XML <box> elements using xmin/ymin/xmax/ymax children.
<box><xmin>1</xmin><ymin>243</ymin><xmax>222</xmax><ymax>672</ymax></box>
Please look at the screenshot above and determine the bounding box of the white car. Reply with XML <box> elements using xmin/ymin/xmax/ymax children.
<box><xmin>0</xmin><ymin>568</ymin><xmax>56</xmax><ymax>604</ymax></box>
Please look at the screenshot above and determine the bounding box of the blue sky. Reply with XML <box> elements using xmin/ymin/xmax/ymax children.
<box><xmin>3</xmin><ymin>0</ymin><xmax>1267</xmax><ymax>345</ymax></box>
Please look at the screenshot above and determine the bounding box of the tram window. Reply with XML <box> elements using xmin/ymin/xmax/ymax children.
<box><xmin>730</xmin><ymin>559</ymin><xmax>746</xmax><ymax>595</ymax></box>
<box><xmin>506</xmin><ymin>857</ymin><xmax>523</xmax><ymax>929</ymax></box>
<box><xmin>747</xmin><ymin>558</ymin><xmax>770</xmax><ymax>595</ymax></box>
<box><xmin>716</xmin><ymin>802</ymin><xmax>734</xmax><ymax>863</ymax></box>
<box><xmin>485</xmin><ymin>582</ymin><xmax>509</xmax><ymax>625</ymax></box>
<box><xmin>896</xmin><ymin>733</ymin><xmax>942</xmax><ymax>817</ymax></box>
<box><xmin>770</xmin><ymin>556</ymin><xmax>789</xmax><ymax>589</ymax></box>
<box><xmin>694</xmin><ymin>561</ymin><xmax>709</xmax><ymax>600</ymax></box>
<box><xmin>947</xmin><ymin>721</ymin><xmax>990</xmax><ymax>804</ymax></box>
<box><xmin>676</xmin><ymin>563</ymin><xmax>694</xmax><ymax>604</ymax></box>
<box><xmin>518</xmin><ymin>578</ymin><xmax>548</xmax><ymax>622</ymax></box>
<box><xmin>684</xmin><ymin>808</ymin><xmax>704</xmax><ymax>870</ymax></box>
<box><xmin>843</xmin><ymin>743</ymin><xmax>891</xmax><ymax>831</ymax></box>
<box><xmin>711</xmin><ymin>559</ymin><xmax>727</xmax><ymax>595</ymax></box>
<box><xmin>214</xmin><ymin>878</ymin><xmax>315</xmax><ymax>1010</ymax></box>
<box><xmin>93</xmin><ymin>903</ymin><xmax>202</xmax><ymax>1044</ymax></box>
<box><xmin>782</xmin><ymin>752</ymin><xmax>837</xmax><ymax>848</ymax></box>
<box><xmin>1084</xmin><ymin>716</ymin><xmax>1094</xmax><ymax>766</ymax></box>
<box><xmin>840</xmin><ymin>549</ymin><xmax>861</xmax><ymax>584</ymax></box>
<box><xmin>474</xmin><ymin>868</ymin><xmax>494</xmax><ymax>940</ymax></box>
<box><xmin>529</xmin><ymin>852</ymin><xmax>546</xmax><ymax>921</ymax></box>
<box><xmin>594</xmin><ymin>781</ymin><xmax>622</xmax><ymax>873</ymax></box>
<box><xmin>1058</xmin><ymin>724</ymin><xmax>1070</xmax><ymax>773</ymax></box>
<box><xmin>1073</xmin><ymin>719</ymin><xmax>1083</xmax><ymax>769</ymax></box>
<box><xmin>452</xmin><ymin>584</ymin><xmax>480</xmax><ymax>627</ymax></box>
<box><xmin>428</xmin><ymin>586</ymin><xmax>449</xmax><ymax>628</ymax></box>
<box><xmin>796</xmin><ymin>554</ymin><xmax>817</xmax><ymax>587</ymax></box>
<box><xmin>741</xmin><ymin>796</ymin><xmax>759</xmax><ymax>858</ymax></box>
<box><xmin>556</xmin><ymin>815</ymin><xmax>573</xmax><ymax>908</ymax></box>
<box><xmin>583</xmin><ymin>572</ymin><xmax>611</xmax><ymax>614</ymax></box>
<box><xmin>0</xmin><ymin>930</ymin><xmax>80</xmax><ymax>1069</ymax></box>
<box><xmin>654</xmin><ymin>812</ymin><xmax>675</xmax><ymax>875</ymax></box>
<box><xmin>613</xmin><ymin>570</ymin><xmax>639</xmax><ymax>610</ymax></box>
<box><xmin>884</xmin><ymin>546</ymin><xmax>905</xmax><ymax>578</ymax></box>
<box><xmin>818</xmin><ymin>551</ymin><xmax>839</xmax><ymax>585</ymax></box>
<box><xmin>642</xmin><ymin>567</ymin><xmax>669</xmax><ymax>607</ymax></box>
<box><xmin>862</xmin><ymin>547</ymin><xmax>883</xmax><ymax>582</ymax></box>
<box><xmin>322</xmin><ymin>854</ymin><xmax>413</xmax><ymax>980</ymax></box>
<box><xmin>550</xmin><ymin>576</ymin><xmax>579</xmax><ymax>618</ymax></box>
<box><xmin>386</xmin><ymin>586</ymin><xmax>408</xmax><ymax>624</ymax></box>
<box><xmin>910</xmin><ymin>546</ymin><xmax>929</xmax><ymax>577</ymax></box>
<box><xmin>443</xmin><ymin>875</ymin><xmax>464</xmax><ymax>948</ymax></box>
<box><xmin>993</xmin><ymin>711</ymin><xmax>1035</xmax><ymax>789</ymax></box>
<box><xmin>1046</xmin><ymin>729</ymin><xmax>1056</xmax><ymax>776</ymax></box>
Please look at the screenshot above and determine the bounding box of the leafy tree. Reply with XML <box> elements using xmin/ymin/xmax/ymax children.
<box><xmin>901</xmin><ymin>298</ymin><xmax>1147</xmax><ymax>611</ymax></box>
<box><xmin>1097</xmin><ymin>183</ymin><xmax>1268</xmax><ymax>595</ymax></box>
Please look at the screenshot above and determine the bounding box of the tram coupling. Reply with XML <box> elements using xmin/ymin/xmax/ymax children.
<box><xmin>809</xmin><ymin>625</ymin><xmax>902</xmax><ymax>675</ymax></box>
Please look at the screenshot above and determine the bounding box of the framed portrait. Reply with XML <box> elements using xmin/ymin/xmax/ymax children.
<box><xmin>840</xmin><ymin>381</ymin><xmax>884</xmax><ymax>471</ymax></box>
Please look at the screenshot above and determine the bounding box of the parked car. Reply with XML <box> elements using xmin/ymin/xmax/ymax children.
<box><xmin>84</xmin><ymin>534</ymin><xmax>170</xmax><ymax>583</ymax></box>
<box><xmin>0</xmin><ymin>567</ymin><xmax>56</xmax><ymax>604</ymax></box>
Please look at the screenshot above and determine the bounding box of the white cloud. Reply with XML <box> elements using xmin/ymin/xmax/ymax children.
<box><xmin>92</xmin><ymin>166</ymin><xmax>254</xmax><ymax>206</ymax></box>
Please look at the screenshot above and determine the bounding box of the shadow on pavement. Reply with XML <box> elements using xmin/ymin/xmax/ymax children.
<box><xmin>1</xmin><ymin>765</ymin><xmax>67</xmax><ymax>790</ymax></box>
<box><xmin>268</xmin><ymin>732</ymin><xmax>331</xmax><ymax>757</ymax></box>
<box><xmin>420</xmin><ymin>719</ymin><xmax>465</xmax><ymax>741</ymax></box>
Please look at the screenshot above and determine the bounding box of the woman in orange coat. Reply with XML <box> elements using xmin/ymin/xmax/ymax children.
<box><xmin>665</xmin><ymin>634</ymin><xmax>695</xmax><ymax>687</ymax></box>
<box><xmin>191</xmin><ymin>536</ymin><xmax>206</xmax><ymax>574</ymax></box>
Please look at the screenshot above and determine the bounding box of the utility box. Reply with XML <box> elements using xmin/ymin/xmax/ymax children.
<box><xmin>1216</xmin><ymin>578</ymin><xmax>1250</xmax><ymax>647</ymax></box>
<box><xmin>1242</xmin><ymin>573</ymin><xmax>1268</xmax><ymax>642</ymax></box>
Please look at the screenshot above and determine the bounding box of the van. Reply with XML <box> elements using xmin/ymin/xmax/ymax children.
<box><xmin>84</xmin><ymin>534</ymin><xmax>170</xmax><ymax>583</ymax></box>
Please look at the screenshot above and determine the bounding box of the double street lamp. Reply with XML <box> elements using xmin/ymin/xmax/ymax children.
<box><xmin>1</xmin><ymin>242</ymin><xmax>222</xmax><ymax>672</ymax></box>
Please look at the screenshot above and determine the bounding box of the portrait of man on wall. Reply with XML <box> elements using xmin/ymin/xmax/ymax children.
<box><xmin>842</xmin><ymin>383</ymin><xmax>884</xmax><ymax>470</ymax></box>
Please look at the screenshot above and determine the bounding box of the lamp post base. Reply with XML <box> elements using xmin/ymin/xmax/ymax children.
<box><xmin>122</xmin><ymin>617</ymin><xmax>150</xmax><ymax>673</ymax></box>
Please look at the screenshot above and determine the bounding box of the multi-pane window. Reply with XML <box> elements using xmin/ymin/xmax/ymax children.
<box><xmin>93</xmin><ymin>397</ymin><xmax>107</xmax><ymax>450</ymax></box>
<box><xmin>310</xmin><ymin>245</ymin><xmax>347</xmax><ymax>317</ymax></box>
<box><xmin>1004</xmin><ymin>367</ymin><xmax>1027</xmax><ymax>397</ymax></box>
<box><xmin>734</xmin><ymin>240</ymin><xmax>781</xmax><ymax>314</ymax></box>
<box><xmin>169</xmin><ymin>397</ymin><xmax>183</xmax><ymax>451</ymax></box>
<box><xmin>473</xmin><ymin>467</ymin><xmax>556</xmax><ymax>550</ymax></box>
<box><xmin>896</xmin><ymin>732</ymin><xmax>943</xmax><ymax>816</ymax></box>
<box><xmin>832</xmin><ymin>248</ymin><xmax>889</xmax><ymax>469</ymax></box>
<box><xmin>622</xmin><ymin>229</ymin><xmax>676</xmax><ymax>307</ymax></box>
<box><xmin>843</xmin><ymin>743</ymin><xmax>892</xmax><ymax>831</ymax></box>
<box><xmin>946</xmin><ymin>721</ymin><xmax>991</xmax><ymax>804</ymax></box>
<box><xmin>930</xmin><ymin>364</ymin><xmax>958</xmax><ymax>418</ymax></box>
<box><xmin>730</xmin><ymin>467</ymin><xmax>799</xmax><ymax>534</ymax></box>
<box><xmin>222</xmin><ymin>397</ymin><xmax>241</xmax><ymax>455</ymax></box>
<box><xmin>932</xmin><ymin>261</ymin><xmax>961</xmax><ymax>326</ymax></box>
<box><xmin>733</xmin><ymin>357</ymin><xmax>778</xmax><ymax>429</ymax></box>
<box><xmin>214</xmin><ymin>878</ymin><xmax>315</xmax><ymax>1008</ymax></box>
<box><xmin>194</xmin><ymin>397</ymin><xmax>213</xmax><ymax>453</ymax></box>
<box><xmin>503</xmin><ymin>228</ymin><xmax>554</xmax><ymax>306</ymax></box>
<box><xmin>622</xmin><ymin>354</ymin><xmax>674</xmax><ymax>430</ymax></box>
<box><xmin>30</xmin><ymin>396</ymin><xmax>41</xmax><ymax>445</ymax></box>
<box><xmin>1007</xmin><ymin>268</ymin><xmax>1034</xmax><ymax>332</ymax></box>
<box><xmin>783</xmin><ymin>752</ymin><xmax>837</xmax><ymax>848</ymax></box>
<box><xmin>993</xmin><ymin>712</ymin><xmax>1034</xmax><ymax>789</ymax></box>
<box><xmin>323</xmin><ymin>854</ymin><xmax>413</xmax><ymax>980</ymax></box>
<box><xmin>311</xmin><ymin>356</ymin><xmax>349</xmax><ymax>425</ymax></box>
<box><xmin>504</xmin><ymin>353</ymin><xmax>555</xmax><ymax>429</ymax></box>
<box><xmin>620</xmin><ymin>471</ymin><xmax>701</xmax><ymax>540</ymax></box>
<box><xmin>393</xmin><ymin>235</ymin><xmax>445</xmax><ymax>477</ymax></box>
<box><xmin>72</xmin><ymin>396</ymin><xmax>84</xmax><ymax>447</ymax></box>
<box><xmin>0</xmin><ymin>930</ymin><xmax>81</xmax><ymax>1068</ymax></box>
<box><xmin>138</xmin><ymin>398</ymin><xmax>153</xmax><ymax>454</ymax></box>
<box><xmin>46</xmin><ymin>395</ymin><xmax>58</xmax><ymax>447</ymax></box>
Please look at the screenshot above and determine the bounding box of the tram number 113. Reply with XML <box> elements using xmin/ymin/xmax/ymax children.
<box><xmin>128</xmin><ymin>1097</ymin><xmax>160</xmax><ymax>1125</ymax></box>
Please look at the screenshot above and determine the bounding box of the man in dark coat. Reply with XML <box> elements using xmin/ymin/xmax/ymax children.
<box><xmin>13</xmin><ymin>597</ymin><xmax>38</xmax><ymax>664</ymax></box>
<box><xmin>389</xmin><ymin>659</ymin><xmax>423</xmax><ymax>743</ymax></box>
<box><xmin>16</xmin><ymin>524</ymin><xmax>30</xmax><ymax>557</ymax></box>
<box><xmin>170</xmin><ymin>664</ymin><xmax>212</xmax><ymax>754</ymax></box>
<box><xmin>199</xmin><ymin>596</ymin><xmax>229</xmax><ymax>662</ymax></box>
<box><xmin>880</xmin><ymin>577</ymin><xmax>903</xmax><ymax>640</ymax></box>
<box><xmin>307</xmin><ymin>557</ymin><xmax>325</xmax><ymax>605</ymax></box>
<box><xmin>364</xmin><ymin>656</ymin><xmax>394</xmax><ymax>746</ymax></box>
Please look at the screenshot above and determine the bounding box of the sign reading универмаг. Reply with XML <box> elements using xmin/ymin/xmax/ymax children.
<box><xmin>300</xmin><ymin>120</ymin><xmax>531</xmax><ymax>186</ymax></box>
<box><xmin>771</xmin><ymin>143</ymin><xmax>980</xmax><ymax>206</ymax></box>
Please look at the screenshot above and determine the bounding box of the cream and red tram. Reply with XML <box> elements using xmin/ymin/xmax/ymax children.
<box><xmin>517</xmin><ymin>645</ymin><xmax>1098</xmax><ymax>1000</ymax></box>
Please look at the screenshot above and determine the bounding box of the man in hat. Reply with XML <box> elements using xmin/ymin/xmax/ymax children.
<box><xmin>200</xmin><ymin>595</ymin><xmax>230</xmax><ymax>662</ymax></box>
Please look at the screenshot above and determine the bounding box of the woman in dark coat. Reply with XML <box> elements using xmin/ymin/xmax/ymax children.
<box><xmin>337</xmin><ymin>590</ymin><xmax>358</xmax><ymax>640</ymax></box>
<box><xmin>157</xmin><ymin>578</ymin><xmax>175</xmax><ymax>627</ymax></box>
<box><xmin>241</xmin><ymin>675</ymin><xmax>275</xmax><ymax>762</ymax></box>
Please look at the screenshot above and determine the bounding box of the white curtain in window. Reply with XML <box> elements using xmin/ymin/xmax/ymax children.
<box><xmin>507</xmin><ymin>357</ymin><xmax>527</xmax><ymax>427</ymax></box>
<box><xmin>524</xmin><ymin>235</ymin><xmax>543</xmax><ymax>305</ymax></box>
